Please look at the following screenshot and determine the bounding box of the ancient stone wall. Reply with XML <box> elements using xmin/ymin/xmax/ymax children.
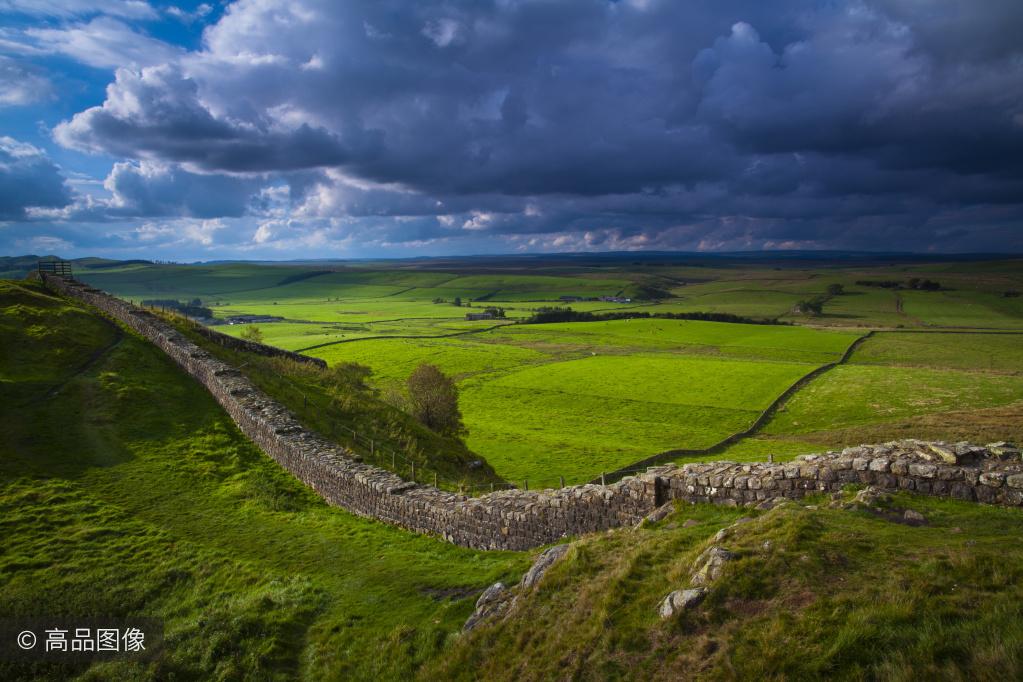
<box><xmin>43</xmin><ymin>274</ymin><xmax>1023</xmax><ymax>551</ymax></box>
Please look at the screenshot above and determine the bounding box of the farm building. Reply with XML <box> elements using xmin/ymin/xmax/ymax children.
<box><xmin>465</xmin><ymin>312</ymin><xmax>495</xmax><ymax>321</ymax></box>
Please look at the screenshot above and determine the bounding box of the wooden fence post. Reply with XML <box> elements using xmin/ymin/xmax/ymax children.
<box><xmin>601</xmin><ymin>472</ymin><xmax>606</xmax><ymax>486</ymax></box>
<box><xmin>559</xmin><ymin>476</ymin><xmax>565</xmax><ymax>489</ymax></box>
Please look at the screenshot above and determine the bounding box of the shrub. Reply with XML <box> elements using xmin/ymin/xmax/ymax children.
<box><xmin>240</xmin><ymin>326</ymin><xmax>264</xmax><ymax>343</ymax></box>
<box><xmin>407</xmin><ymin>363</ymin><xmax>466</xmax><ymax>437</ymax></box>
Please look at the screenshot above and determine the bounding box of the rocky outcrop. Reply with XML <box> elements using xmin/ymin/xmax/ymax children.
<box><xmin>520</xmin><ymin>545</ymin><xmax>571</xmax><ymax>590</ymax></box>
<box><xmin>464</xmin><ymin>543</ymin><xmax>572</xmax><ymax>631</ymax></box>
<box><xmin>42</xmin><ymin>274</ymin><xmax>1023</xmax><ymax>553</ymax></box>
<box><xmin>463</xmin><ymin>582</ymin><xmax>512</xmax><ymax>632</ymax></box>
<box><xmin>690</xmin><ymin>546</ymin><xmax>737</xmax><ymax>586</ymax></box>
<box><xmin>658</xmin><ymin>588</ymin><xmax>707</xmax><ymax>618</ymax></box>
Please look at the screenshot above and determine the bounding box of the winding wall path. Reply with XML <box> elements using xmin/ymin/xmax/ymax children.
<box><xmin>43</xmin><ymin>274</ymin><xmax>1023</xmax><ymax>551</ymax></box>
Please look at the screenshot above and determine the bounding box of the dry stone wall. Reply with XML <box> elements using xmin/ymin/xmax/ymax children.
<box><xmin>43</xmin><ymin>274</ymin><xmax>1023</xmax><ymax>551</ymax></box>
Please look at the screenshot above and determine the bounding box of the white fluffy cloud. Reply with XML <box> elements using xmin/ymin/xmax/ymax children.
<box><xmin>0</xmin><ymin>0</ymin><xmax>156</xmax><ymax>19</ymax></box>
<box><xmin>0</xmin><ymin>56</ymin><xmax>51</xmax><ymax>106</ymax></box>
<box><xmin>25</xmin><ymin>17</ymin><xmax>181</xmax><ymax>69</ymax></box>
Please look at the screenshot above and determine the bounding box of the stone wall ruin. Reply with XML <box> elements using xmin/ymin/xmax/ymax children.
<box><xmin>42</xmin><ymin>274</ymin><xmax>1023</xmax><ymax>551</ymax></box>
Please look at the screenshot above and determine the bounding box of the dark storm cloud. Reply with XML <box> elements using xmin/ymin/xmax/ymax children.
<box><xmin>56</xmin><ymin>65</ymin><xmax>350</xmax><ymax>172</ymax></box>
<box><xmin>0</xmin><ymin>137</ymin><xmax>72</xmax><ymax>220</ymax></box>
<box><xmin>38</xmin><ymin>0</ymin><xmax>1023</xmax><ymax>252</ymax></box>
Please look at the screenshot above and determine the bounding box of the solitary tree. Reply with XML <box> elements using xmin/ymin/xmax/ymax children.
<box><xmin>240</xmin><ymin>325</ymin><xmax>264</xmax><ymax>343</ymax></box>
<box><xmin>453</xmin><ymin>296</ymin><xmax>462</xmax><ymax>307</ymax></box>
<box><xmin>407</xmin><ymin>363</ymin><xmax>466</xmax><ymax>437</ymax></box>
<box><xmin>826</xmin><ymin>283</ymin><xmax>844</xmax><ymax>296</ymax></box>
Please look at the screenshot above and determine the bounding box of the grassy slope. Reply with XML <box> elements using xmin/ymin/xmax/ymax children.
<box><xmin>158</xmin><ymin>311</ymin><xmax>506</xmax><ymax>489</ymax></box>
<box><xmin>0</xmin><ymin>280</ymin><xmax>527</xmax><ymax>680</ymax></box>
<box><xmin>429</xmin><ymin>493</ymin><xmax>1023</xmax><ymax>681</ymax></box>
<box><xmin>756</xmin><ymin>331</ymin><xmax>1023</xmax><ymax>452</ymax></box>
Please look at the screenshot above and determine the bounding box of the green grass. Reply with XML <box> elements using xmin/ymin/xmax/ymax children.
<box><xmin>851</xmin><ymin>332</ymin><xmax>1023</xmax><ymax>373</ymax></box>
<box><xmin>900</xmin><ymin>289</ymin><xmax>1023</xmax><ymax>328</ymax></box>
<box><xmin>462</xmin><ymin>387</ymin><xmax>757</xmax><ymax>484</ymax></box>
<box><xmin>70</xmin><ymin>258</ymin><xmax>1023</xmax><ymax>486</ymax></box>
<box><xmin>764</xmin><ymin>364</ymin><xmax>1023</xmax><ymax>436</ymax></box>
<box><xmin>7</xmin><ymin>275</ymin><xmax>1023</xmax><ymax>680</ymax></box>
<box><xmin>459</xmin><ymin>354</ymin><xmax>814</xmax><ymax>484</ymax></box>
<box><xmin>482</xmin><ymin>318</ymin><xmax>860</xmax><ymax>364</ymax></box>
<box><xmin>301</xmin><ymin>321</ymin><xmax>856</xmax><ymax>484</ymax></box>
<box><xmin>478</xmin><ymin>355</ymin><xmax>812</xmax><ymax>410</ymax></box>
<box><xmin>0</xmin><ymin>280</ymin><xmax>119</xmax><ymax>401</ymax></box>
<box><xmin>0</xmin><ymin>280</ymin><xmax>528</xmax><ymax>680</ymax></box>
<box><xmin>311</xmin><ymin>337</ymin><xmax>548</xmax><ymax>385</ymax></box>
<box><xmin>428</xmin><ymin>493</ymin><xmax>1023</xmax><ymax>681</ymax></box>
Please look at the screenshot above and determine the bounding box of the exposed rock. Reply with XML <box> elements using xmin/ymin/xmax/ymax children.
<box><xmin>712</xmin><ymin>529</ymin><xmax>727</xmax><ymax>543</ymax></box>
<box><xmin>644</xmin><ymin>503</ymin><xmax>674</xmax><ymax>524</ymax></box>
<box><xmin>520</xmin><ymin>544</ymin><xmax>571</xmax><ymax>590</ymax></box>
<box><xmin>903</xmin><ymin>509</ymin><xmax>926</xmax><ymax>524</ymax></box>
<box><xmin>853</xmin><ymin>486</ymin><xmax>891</xmax><ymax>507</ymax></box>
<box><xmin>463</xmin><ymin>582</ymin><xmax>511</xmax><ymax>632</ymax></box>
<box><xmin>658</xmin><ymin>588</ymin><xmax>707</xmax><ymax>618</ymax></box>
<box><xmin>682</xmin><ymin>518</ymin><xmax>700</xmax><ymax>528</ymax></box>
<box><xmin>691</xmin><ymin>546</ymin><xmax>737</xmax><ymax>586</ymax></box>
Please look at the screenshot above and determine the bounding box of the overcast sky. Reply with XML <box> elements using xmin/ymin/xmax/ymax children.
<box><xmin>1</xmin><ymin>0</ymin><xmax>1022</xmax><ymax>260</ymax></box>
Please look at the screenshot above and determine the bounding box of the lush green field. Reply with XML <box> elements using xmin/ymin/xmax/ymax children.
<box><xmin>7</xmin><ymin>259</ymin><xmax>1023</xmax><ymax>679</ymax></box>
<box><xmin>65</xmin><ymin>256</ymin><xmax>1023</xmax><ymax>483</ymax></box>
<box><xmin>317</xmin><ymin>320</ymin><xmax>860</xmax><ymax>484</ymax></box>
<box><xmin>311</xmin><ymin>337</ymin><xmax>549</xmax><ymax>384</ymax></box>
<box><xmin>0</xmin><ymin>280</ymin><xmax>527</xmax><ymax>680</ymax></box>
<box><xmin>851</xmin><ymin>332</ymin><xmax>1023</xmax><ymax>373</ymax></box>
<box><xmin>482</xmin><ymin>318</ymin><xmax>859</xmax><ymax>364</ymax></box>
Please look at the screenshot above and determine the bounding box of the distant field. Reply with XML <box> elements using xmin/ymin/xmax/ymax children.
<box><xmin>851</xmin><ymin>332</ymin><xmax>1023</xmax><ymax>373</ymax></box>
<box><xmin>312</xmin><ymin>337</ymin><xmax>548</xmax><ymax>383</ymax></box>
<box><xmin>69</xmin><ymin>257</ymin><xmax>1023</xmax><ymax>483</ymax></box>
<box><xmin>460</xmin><ymin>354</ymin><xmax>813</xmax><ymax>483</ymax></box>
<box><xmin>318</xmin><ymin>319</ymin><xmax>859</xmax><ymax>483</ymax></box>
<box><xmin>764</xmin><ymin>364</ymin><xmax>1023</xmax><ymax>437</ymax></box>
<box><xmin>483</xmin><ymin>318</ymin><xmax>859</xmax><ymax>364</ymax></box>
